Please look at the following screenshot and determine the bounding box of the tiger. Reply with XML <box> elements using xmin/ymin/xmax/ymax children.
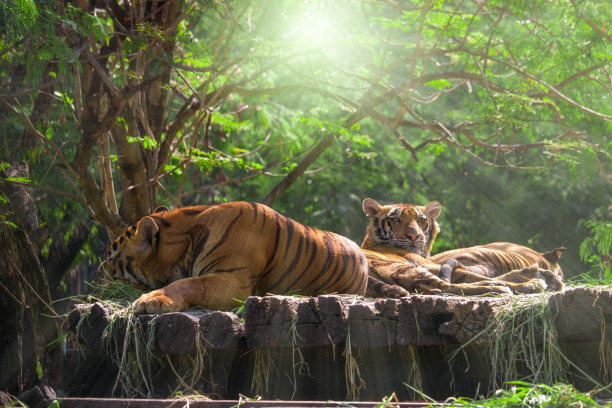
<box><xmin>360</xmin><ymin>198</ymin><xmax>562</xmax><ymax>297</ymax></box>
<box><xmin>431</xmin><ymin>242</ymin><xmax>564</xmax><ymax>290</ymax></box>
<box><xmin>103</xmin><ymin>201</ymin><xmax>369</xmax><ymax>313</ymax></box>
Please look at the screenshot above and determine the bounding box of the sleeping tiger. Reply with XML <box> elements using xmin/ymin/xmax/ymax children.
<box><xmin>431</xmin><ymin>242</ymin><xmax>564</xmax><ymax>290</ymax></box>
<box><xmin>104</xmin><ymin>201</ymin><xmax>368</xmax><ymax>313</ymax></box>
<box><xmin>361</xmin><ymin>198</ymin><xmax>563</xmax><ymax>297</ymax></box>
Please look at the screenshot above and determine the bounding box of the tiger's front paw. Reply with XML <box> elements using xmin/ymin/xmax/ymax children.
<box><xmin>474</xmin><ymin>281</ymin><xmax>513</xmax><ymax>294</ymax></box>
<box><xmin>520</xmin><ymin>267</ymin><xmax>564</xmax><ymax>292</ymax></box>
<box><xmin>132</xmin><ymin>290</ymin><xmax>187</xmax><ymax>314</ymax></box>
<box><xmin>537</xmin><ymin>269</ymin><xmax>564</xmax><ymax>292</ymax></box>
<box><xmin>383</xmin><ymin>284</ymin><xmax>409</xmax><ymax>298</ymax></box>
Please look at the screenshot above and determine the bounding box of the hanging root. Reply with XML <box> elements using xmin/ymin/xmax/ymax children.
<box><xmin>251</xmin><ymin>349</ymin><xmax>274</xmax><ymax>397</ymax></box>
<box><xmin>343</xmin><ymin>326</ymin><xmax>365</xmax><ymax>400</ymax></box>
<box><xmin>404</xmin><ymin>345</ymin><xmax>422</xmax><ymax>400</ymax></box>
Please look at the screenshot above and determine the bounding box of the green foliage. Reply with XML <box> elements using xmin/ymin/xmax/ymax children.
<box><xmin>1</xmin><ymin>0</ymin><xmax>611</xmax><ymax>296</ymax></box>
<box><xmin>0</xmin><ymin>0</ymin><xmax>38</xmax><ymax>43</ymax></box>
<box><xmin>86</xmin><ymin>280</ymin><xmax>145</xmax><ymax>307</ymax></box>
<box><xmin>0</xmin><ymin>2</ymin><xmax>81</xmax><ymax>85</ymax></box>
<box><xmin>126</xmin><ymin>136</ymin><xmax>158</xmax><ymax>150</ymax></box>
<box><xmin>579</xmin><ymin>219</ymin><xmax>612</xmax><ymax>282</ymax></box>
<box><xmin>442</xmin><ymin>382</ymin><xmax>607</xmax><ymax>408</ymax></box>
<box><xmin>1</xmin><ymin>0</ymin><xmax>608</xmax><ymax>399</ymax></box>
<box><xmin>64</xmin><ymin>5</ymin><xmax>107</xmax><ymax>42</ymax></box>
<box><xmin>35</xmin><ymin>357</ymin><xmax>43</xmax><ymax>380</ymax></box>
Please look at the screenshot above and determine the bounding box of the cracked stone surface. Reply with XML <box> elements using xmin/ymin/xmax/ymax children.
<box><xmin>66</xmin><ymin>287</ymin><xmax>612</xmax><ymax>400</ymax></box>
<box><xmin>70</xmin><ymin>287</ymin><xmax>612</xmax><ymax>353</ymax></box>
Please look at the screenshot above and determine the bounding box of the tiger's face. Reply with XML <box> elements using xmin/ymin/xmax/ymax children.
<box><xmin>104</xmin><ymin>219</ymin><xmax>158</xmax><ymax>289</ymax></box>
<box><xmin>361</xmin><ymin>198</ymin><xmax>441</xmax><ymax>257</ymax></box>
<box><xmin>103</xmin><ymin>206</ymin><xmax>176</xmax><ymax>289</ymax></box>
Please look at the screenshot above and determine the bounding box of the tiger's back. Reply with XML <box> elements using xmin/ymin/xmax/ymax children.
<box><xmin>106</xmin><ymin>201</ymin><xmax>368</xmax><ymax>312</ymax></box>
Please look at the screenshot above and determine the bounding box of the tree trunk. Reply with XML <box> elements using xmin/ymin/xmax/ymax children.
<box><xmin>0</xmin><ymin>225</ymin><xmax>61</xmax><ymax>394</ymax></box>
<box><xmin>0</xmin><ymin>164</ymin><xmax>61</xmax><ymax>394</ymax></box>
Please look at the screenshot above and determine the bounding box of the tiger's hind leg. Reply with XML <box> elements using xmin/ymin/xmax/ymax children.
<box><xmin>450</xmin><ymin>266</ymin><xmax>556</xmax><ymax>294</ymax></box>
<box><xmin>365</xmin><ymin>258</ymin><xmax>512</xmax><ymax>297</ymax></box>
<box><xmin>391</xmin><ymin>265</ymin><xmax>512</xmax><ymax>296</ymax></box>
<box><xmin>414</xmin><ymin>280</ymin><xmax>512</xmax><ymax>296</ymax></box>
<box><xmin>495</xmin><ymin>265</ymin><xmax>564</xmax><ymax>292</ymax></box>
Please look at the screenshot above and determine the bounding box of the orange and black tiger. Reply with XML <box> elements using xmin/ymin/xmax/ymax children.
<box><xmin>431</xmin><ymin>242</ymin><xmax>564</xmax><ymax>290</ymax></box>
<box><xmin>104</xmin><ymin>201</ymin><xmax>368</xmax><ymax>312</ymax></box>
<box><xmin>360</xmin><ymin>198</ymin><xmax>563</xmax><ymax>297</ymax></box>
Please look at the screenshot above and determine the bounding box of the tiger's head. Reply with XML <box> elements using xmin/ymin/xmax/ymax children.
<box><xmin>361</xmin><ymin>198</ymin><xmax>441</xmax><ymax>257</ymax></box>
<box><xmin>103</xmin><ymin>206</ymin><xmax>176</xmax><ymax>289</ymax></box>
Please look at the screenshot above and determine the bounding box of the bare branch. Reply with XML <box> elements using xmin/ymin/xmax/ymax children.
<box><xmin>3</xmin><ymin>100</ymin><xmax>80</xmax><ymax>181</ymax></box>
<box><xmin>262</xmin><ymin>135</ymin><xmax>336</xmax><ymax>206</ymax></box>
<box><xmin>0</xmin><ymin>75</ymin><xmax>64</xmax><ymax>99</ymax></box>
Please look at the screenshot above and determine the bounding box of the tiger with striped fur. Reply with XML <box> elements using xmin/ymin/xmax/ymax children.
<box><xmin>431</xmin><ymin>242</ymin><xmax>564</xmax><ymax>290</ymax></box>
<box><xmin>361</xmin><ymin>198</ymin><xmax>563</xmax><ymax>297</ymax></box>
<box><xmin>104</xmin><ymin>201</ymin><xmax>368</xmax><ymax>313</ymax></box>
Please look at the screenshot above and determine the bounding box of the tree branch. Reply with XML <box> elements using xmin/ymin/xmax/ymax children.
<box><xmin>261</xmin><ymin>134</ymin><xmax>336</xmax><ymax>206</ymax></box>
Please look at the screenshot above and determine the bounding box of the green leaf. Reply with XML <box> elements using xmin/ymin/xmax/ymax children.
<box><xmin>425</xmin><ymin>79</ymin><xmax>452</xmax><ymax>90</ymax></box>
<box><xmin>2</xmin><ymin>176</ymin><xmax>30</xmax><ymax>183</ymax></box>
<box><xmin>126</xmin><ymin>135</ymin><xmax>158</xmax><ymax>149</ymax></box>
<box><xmin>36</xmin><ymin>357</ymin><xmax>43</xmax><ymax>379</ymax></box>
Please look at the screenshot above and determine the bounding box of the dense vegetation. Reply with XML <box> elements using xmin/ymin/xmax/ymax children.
<box><xmin>0</xmin><ymin>0</ymin><xmax>610</xmax><ymax>398</ymax></box>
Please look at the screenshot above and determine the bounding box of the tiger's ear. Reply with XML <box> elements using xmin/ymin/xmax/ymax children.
<box><xmin>424</xmin><ymin>201</ymin><xmax>441</xmax><ymax>219</ymax></box>
<box><xmin>543</xmin><ymin>247</ymin><xmax>565</xmax><ymax>264</ymax></box>
<box><xmin>363</xmin><ymin>198</ymin><xmax>383</xmax><ymax>218</ymax></box>
<box><xmin>134</xmin><ymin>216</ymin><xmax>159</xmax><ymax>253</ymax></box>
<box><xmin>153</xmin><ymin>206</ymin><xmax>169</xmax><ymax>214</ymax></box>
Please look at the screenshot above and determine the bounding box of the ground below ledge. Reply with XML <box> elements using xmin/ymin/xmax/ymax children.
<box><xmin>66</xmin><ymin>286</ymin><xmax>612</xmax><ymax>401</ymax></box>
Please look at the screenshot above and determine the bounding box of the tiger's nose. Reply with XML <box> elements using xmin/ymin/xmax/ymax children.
<box><xmin>405</xmin><ymin>232</ymin><xmax>418</xmax><ymax>242</ymax></box>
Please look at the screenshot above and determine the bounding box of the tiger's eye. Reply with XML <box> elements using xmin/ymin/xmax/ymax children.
<box><xmin>391</xmin><ymin>218</ymin><xmax>401</xmax><ymax>224</ymax></box>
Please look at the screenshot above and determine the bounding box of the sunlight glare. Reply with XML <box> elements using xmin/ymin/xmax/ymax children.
<box><xmin>285</xmin><ymin>2</ymin><xmax>344</xmax><ymax>53</ymax></box>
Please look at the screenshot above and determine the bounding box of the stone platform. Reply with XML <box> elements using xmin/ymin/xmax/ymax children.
<box><xmin>66</xmin><ymin>287</ymin><xmax>612</xmax><ymax>401</ymax></box>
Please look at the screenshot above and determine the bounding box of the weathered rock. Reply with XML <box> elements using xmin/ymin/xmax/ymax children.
<box><xmin>244</xmin><ymin>296</ymin><xmax>300</xmax><ymax>348</ymax></box>
<box><xmin>199</xmin><ymin>311</ymin><xmax>244</xmax><ymax>349</ymax></box>
<box><xmin>155</xmin><ymin>312</ymin><xmax>203</xmax><ymax>354</ymax></box>
<box><xmin>69</xmin><ymin>302</ymin><xmax>112</xmax><ymax>350</ymax></box>
<box><xmin>347</xmin><ymin>299</ymin><xmax>397</xmax><ymax>348</ymax></box>
<box><xmin>17</xmin><ymin>385</ymin><xmax>57</xmax><ymax>408</ymax></box>
<box><xmin>244</xmin><ymin>294</ymin><xmax>512</xmax><ymax>348</ymax></box>
<box><xmin>316</xmin><ymin>295</ymin><xmax>349</xmax><ymax>343</ymax></box>
<box><xmin>435</xmin><ymin>297</ymin><xmax>507</xmax><ymax>344</ymax></box>
<box><xmin>552</xmin><ymin>286</ymin><xmax>612</xmax><ymax>341</ymax></box>
<box><xmin>67</xmin><ymin>288</ymin><xmax>612</xmax><ymax>400</ymax></box>
<box><xmin>73</xmin><ymin>289</ymin><xmax>612</xmax><ymax>353</ymax></box>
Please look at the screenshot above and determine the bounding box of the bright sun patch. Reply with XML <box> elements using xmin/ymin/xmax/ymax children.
<box><xmin>282</xmin><ymin>1</ymin><xmax>347</xmax><ymax>53</ymax></box>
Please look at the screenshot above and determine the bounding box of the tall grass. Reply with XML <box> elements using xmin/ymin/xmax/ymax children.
<box><xmin>76</xmin><ymin>281</ymin><xmax>158</xmax><ymax>396</ymax></box>
<box><xmin>485</xmin><ymin>294</ymin><xmax>569</xmax><ymax>388</ymax></box>
<box><xmin>76</xmin><ymin>280</ymin><xmax>210</xmax><ymax>397</ymax></box>
<box><xmin>448</xmin><ymin>294</ymin><xmax>568</xmax><ymax>393</ymax></box>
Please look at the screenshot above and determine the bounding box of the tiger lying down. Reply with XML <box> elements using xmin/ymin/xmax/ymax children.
<box><xmin>361</xmin><ymin>198</ymin><xmax>564</xmax><ymax>297</ymax></box>
<box><xmin>104</xmin><ymin>199</ymin><xmax>563</xmax><ymax>313</ymax></box>
<box><xmin>104</xmin><ymin>201</ymin><xmax>368</xmax><ymax>313</ymax></box>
